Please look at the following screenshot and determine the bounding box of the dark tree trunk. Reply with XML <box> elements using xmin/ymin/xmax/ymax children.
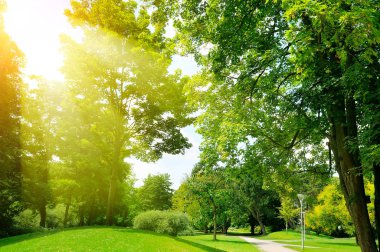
<box><xmin>212</xmin><ymin>201</ymin><xmax>217</xmax><ymax>241</ymax></box>
<box><xmin>367</xmin><ymin>72</ymin><xmax>380</xmax><ymax>251</ymax></box>
<box><xmin>87</xmin><ymin>199</ymin><xmax>96</xmax><ymax>225</ymax></box>
<box><xmin>251</xmin><ymin>208</ymin><xmax>265</xmax><ymax>235</ymax></box>
<box><xmin>257</xmin><ymin>218</ymin><xmax>265</xmax><ymax>235</ymax></box>
<box><xmin>222</xmin><ymin>218</ymin><xmax>231</xmax><ymax>234</ymax></box>
<box><xmin>63</xmin><ymin>203</ymin><xmax>70</xmax><ymax>227</ymax></box>
<box><xmin>203</xmin><ymin>225</ymin><xmax>208</xmax><ymax>234</ymax></box>
<box><xmin>79</xmin><ymin>205</ymin><xmax>85</xmax><ymax>226</ymax></box>
<box><xmin>106</xmin><ymin>135</ymin><xmax>123</xmax><ymax>226</ymax></box>
<box><xmin>328</xmin><ymin>95</ymin><xmax>377</xmax><ymax>252</ymax></box>
<box><xmin>248</xmin><ymin>214</ymin><xmax>256</xmax><ymax>235</ymax></box>
<box><xmin>39</xmin><ymin>205</ymin><xmax>46</xmax><ymax>228</ymax></box>
<box><xmin>106</xmin><ymin>169</ymin><xmax>116</xmax><ymax>226</ymax></box>
<box><xmin>374</xmin><ymin>163</ymin><xmax>380</xmax><ymax>250</ymax></box>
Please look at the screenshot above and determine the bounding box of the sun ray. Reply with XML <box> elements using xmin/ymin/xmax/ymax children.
<box><xmin>3</xmin><ymin>0</ymin><xmax>82</xmax><ymax>81</ymax></box>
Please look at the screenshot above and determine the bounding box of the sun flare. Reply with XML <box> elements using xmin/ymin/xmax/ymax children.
<box><xmin>3</xmin><ymin>0</ymin><xmax>80</xmax><ymax>81</ymax></box>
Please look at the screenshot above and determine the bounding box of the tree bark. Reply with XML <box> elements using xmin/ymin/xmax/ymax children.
<box><xmin>203</xmin><ymin>225</ymin><xmax>208</xmax><ymax>234</ymax></box>
<box><xmin>285</xmin><ymin>222</ymin><xmax>288</xmax><ymax>233</ymax></box>
<box><xmin>222</xmin><ymin>218</ymin><xmax>230</xmax><ymax>234</ymax></box>
<box><xmin>328</xmin><ymin>95</ymin><xmax>377</xmax><ymax>252</ymax></box>
<box><xmin>212</xmin><ymin>201</ymin><xmax>217</xmax><ymax>241</ymax></box>
<box><xmin>79</xmin><ymin>205</ymin><xmax>84</xmax><ymax>226</ymax></box>
<box><xmin>367</xmin><ymin>73</ymin><xmax>380</xmax><ymax>251</ymax></box>
<box><xmin>63</xmin><ymin>203</ymin><xmax>70</xmax><ymax>227</ymax></box>
<box><xmin>106</xmin><ymin>133</ymin><xmax>123</xmax><ymax>226</ymax></box>
<box><xmin>39</xmin><ymin>205</ymin><xmax>46</xmax><ymax>228</ymax></box>
<box><xmin>251</xmin><ymin>207</ymin><xmax>265</xmax><ymax>235</ymax></box>
<box><xmin>374</xmin><ymin>166</ymin><xmax>380</xmax><ymax>251</ymax></box>
<box><xmin>106</xmin><ymin>170</ymin><xmax>116</xmax><ymax>226</ymax></box>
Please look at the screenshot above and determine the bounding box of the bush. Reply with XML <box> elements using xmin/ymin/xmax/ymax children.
<box><xmin>133</xmin><ymin>210</ymin><xmax>190</xmax><ymax>236</ymax></box>
<box><xmin>13</xmin><ymin>209</ymin><xmax>39</xmax><ymax>228</ymax></box>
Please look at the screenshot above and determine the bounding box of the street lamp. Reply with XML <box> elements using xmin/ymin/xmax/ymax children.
<box><xmin>297</xmin><ymin>194</ymin><xmax>305</xmax><ymax>250</ymax></box>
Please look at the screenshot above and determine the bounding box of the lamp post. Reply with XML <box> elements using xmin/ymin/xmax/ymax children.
<box><xmin>297</xmin><ymin>194</ymin><xmax>305</xmax><ymax>250</ymax></box>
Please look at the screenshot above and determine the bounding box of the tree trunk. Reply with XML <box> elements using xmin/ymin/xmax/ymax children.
<box><xmin>286</xmin><ymin>222</ymin><xmax>288</xmax><ymax>233</ymax></box>
<box><xmin>79</xmin><ymin>205</ymin><xmax>85</xmax><ymax>226</ymax></box>
<box><xmin>212</xmin><ymin>201</ymin><xmax>217</xmax><ymax>241</ymax></box>
<box><xmin>248</xmin><ymin>214</ymin><xmax>255</xmax><ymax>235</ymax></box>
<box><xmin>257</xmin><ymin>218</ymin><xmax>265</xmax><ymax>235</ymax></box>
<box><xmin>203</xmin><ymin>225</ymin><xmax>208</xmax><ymax>234</ymax></box>
<box><xmin>106</xmin><ymin>171</ymin><xmax>116</xmax><ymax>226</ymax></box>
<box><xmin>252</xmin><ymin>208</ymin><xmax>265</xmax><ymax>235</ymax></box>
<box><xmin>39</xmin><ymin>205</ymin><xmax>46</xmax><ymax>228</ymax></box>
<box><xmin>328</xmin><ymin>96</ymin><xmax>377</xmax><ymax>252</ymax></box>
<box><xmin>374</xmin><ymin>165</ymin><xmax>380</xmax><ymax>251</ymax></box>
<box><xmin>63</xmin><ymin>203</ymin><xmax>70</xmax><ymax>227</ymax></box>
<box><xmin>106</xmin><ymin>128</ymin><xmax>123</xmax><ymax>226</ymax></box>
<box><xmin>222</xmin><ymin>218</ymin><xmax>230</xmax><ymax>234</ymax></box>
<box><xmin>367</xmin><ymin>73</ymin><xmax>380</xmax><ymax>251</ymax></box>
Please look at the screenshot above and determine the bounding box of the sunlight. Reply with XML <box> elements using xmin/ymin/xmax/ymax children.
<box><xmin>3</xmin><ymin>0</ymin><xmax>81</xmax><ymax>81</ymax></box>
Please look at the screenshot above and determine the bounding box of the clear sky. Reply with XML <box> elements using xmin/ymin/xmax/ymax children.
<box><xmin>4</xmin><ymin>0</ymin><xmax>201</xmax><ymax>189</ymax></box>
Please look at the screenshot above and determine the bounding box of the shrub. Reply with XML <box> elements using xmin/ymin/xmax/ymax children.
<box><xmin>133</xmin><ymin>210</ymin><xmax>190</xmax><ymax>236</ymax></box>
<box><xmin>13</xmin><ymin>209</ymin><xmax>39</xmax><ymax>228</ymax></box>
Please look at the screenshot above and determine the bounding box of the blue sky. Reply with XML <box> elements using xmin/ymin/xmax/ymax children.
<box><xmin>4</xmin><ymin>0</ymin><xmax>201</xmax><ymax>190</ymax></box>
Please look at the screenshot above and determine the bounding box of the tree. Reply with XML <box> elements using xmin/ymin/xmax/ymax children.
<box><xmin>189</xmin><ymin>163</ymin><xmax>229</xmax><ymax>240</ymax></box>
<box><xmin>166</xmin><ymin>1</ymin><xmax>380</xmax><ymax>250</ymax></box>
<box><xmin>278</xmin><ymin>197</ymin><xmax>299</xmax><ymax>233</ymax></box>
<box><xmin>20</xmin><ymin>80</ymin><xmax>58</xmax><ymax>227</ymax></box>
<box><xmin>62</xmin><ymin>0</ymin><xmax>192</xmax><ymax>225</ymax></box>
<box><xmin>172</xmin><ymin>179</ymin><xmax>210</xmax><ymax>233</ymax></box>
<box><xmin>307</xmin><ymin>179</ymin><xmax>355</xmax><ymax>237</ymax></box>
<box><xmin>138</xmin><ymin>174</ymin><xmax>173</xmax><ymax>211</ymax></box>
<box><xmin>0</xmin><ymin>1</ymin><xmax>24</xmax><ymax>229</ymax></box>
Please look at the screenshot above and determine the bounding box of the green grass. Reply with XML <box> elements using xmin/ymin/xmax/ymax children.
<box><xmin>179</xmin><ymin>234</ymin><xmax>260</xmax><ymax>252</ymax></box>
<box><xmin>0</xmin><ymin>227</ymin><xmax>258</xmax><ymax>251</ymax></box>
<box><xmin>258</xmin><ymin>230</ymin><xmax>360</xmax><ymax>252</ymax></box>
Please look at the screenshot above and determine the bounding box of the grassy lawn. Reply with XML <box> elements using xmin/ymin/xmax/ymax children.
<box><xmin>258</xmin><ymin>230</ymin><xmax>360</xmax><ymax>252</ymax></box>
<box><xmin>179</xmin><ymin>234</ymin><xmax>260</xmax><ymax>252</ymax></box>
<box><xmin>0</xmin><ymin>227</ymin><xmax>258</xmax><ymax>252</ymax></box>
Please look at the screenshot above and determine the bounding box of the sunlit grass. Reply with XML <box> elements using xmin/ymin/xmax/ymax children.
<box><xmin>258</xmin><ymin>230</ymin><xmax>360</xmax><ymax>252</ymax></box>
<box><xmin>0</xmin><ymin>227</ymin><xmax>260</xmax><ymax>252</ymax></box>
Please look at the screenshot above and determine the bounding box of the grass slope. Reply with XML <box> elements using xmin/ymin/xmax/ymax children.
<box><xmin>0</xmin><ymin>227</ymin><xmax>258</xmax><ymax>252</ymax></box>
<box><xmin>258</xmin><ymin>230</ymin><xmax>360</xmax><ymax>252</ymax></box>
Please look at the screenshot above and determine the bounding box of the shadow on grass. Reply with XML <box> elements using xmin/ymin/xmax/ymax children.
<box><xmin>116</xmin><ymin>228</ymin><xmax>229</xmax><ymax>251</ymax></box>
<box><xmin>0</xmin><ymin>226</ymin><xmax>121</xmax><ymax>248</ymax></box>
<box><xmin>227</xmin><ymin>232</ymin><xmax>253</xmax><ymax>237</ymax></box>
<box><xmin>0</xmin><ymin>229</ymin><xmax>59</xmax><ymax>248</ymax></box>
<box><xmin>319</xmin><ymin>241</ymin><xmax>358</xmax><ymax>247</ymax></box>
<box><xmin>175</xmin><ymin>237</ymin><xmax>225</xmax><ymax>252</ymax></box>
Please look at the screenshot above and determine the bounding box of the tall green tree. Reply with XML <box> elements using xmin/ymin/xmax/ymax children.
<box><xmin>62</xmin><ymin>0</ymin><xmax>192</xmax><ymax>225</ymax></box>
<box><xmin>0</xmin><ymin>1</ymin><xmax>24</xmax><ymax>229</ymax></box>
<box><xmin>138</xmin><ymin>173</ymin><xmax>173</xmax><ymax>211</ymax></box>
<box><xmin>20</xmin><ymin>80</ymin><xmax>58</xmax><ymax>227</ymax></box>
<box><xmin>189</xmin><ymin>162</ymin><xmax>229</xmax><ymax>240</ymax></box>
<box><xmin>277</xmin><ymin>197</ymin><xmax>299</xmax><ymax>233</ymax></box>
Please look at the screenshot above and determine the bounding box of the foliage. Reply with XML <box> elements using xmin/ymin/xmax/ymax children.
<box><xmin>0</xmin><ymin>3</ymin><xmax>24</xmax><ymax>229</ymax></box>
<box><xmin>133</xmin><ymin>210</ymin><xmax>190</xmax><ymax>236</ymax></box>
<box><xmin>137</xmin><ymin>174</ymin><xmax>173</xmax><ymax>211</ymax></box>
<box><xmin>61</xmin><ymin>0</ymin><xmax>193</xmax><ymax>225</ymax></box>
<box><xmin>306</xmin><ymin>179</ymin><xmax>354</xmax><ymax>237</ymax></box>
<box><xmin>12</xmin><ymin>209</ymin><xmax>39</xmax><ymax>229</ymax></box>
<box><xmin>277</xmin><ymin>197</ymin><xmax>299</xmax><ymax>232</ymax></box>
<box><xmin>164</xmin><ymin>0</ymin><xmax>380</xmax><ymax>250</ymax></box>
